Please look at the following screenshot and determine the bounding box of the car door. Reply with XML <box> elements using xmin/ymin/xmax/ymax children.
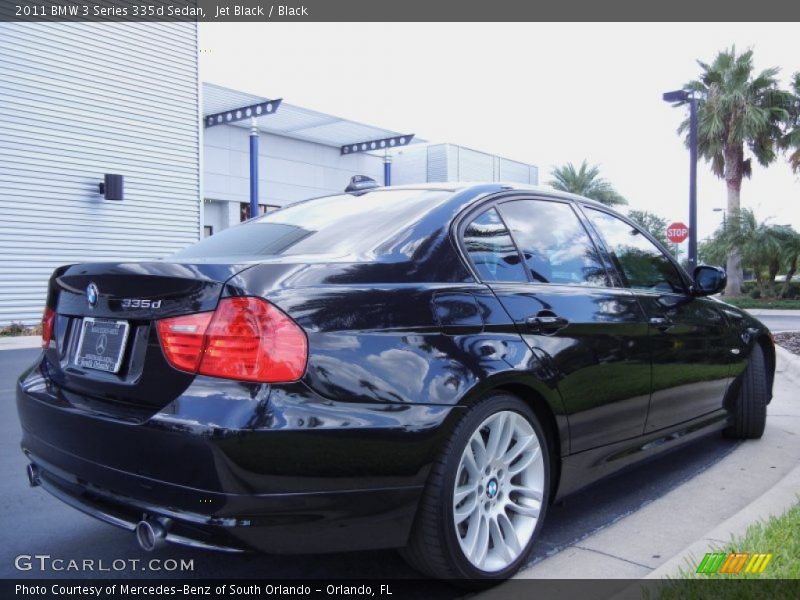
<box><xmin>460</xmin><ymin>197</ymin><xmax>651</xmax><ymax>453</ymax></box>
<box><xmin>581</xmin><ymin>206</ymin><xmax>733</xmax><ymax>432</ymax></box>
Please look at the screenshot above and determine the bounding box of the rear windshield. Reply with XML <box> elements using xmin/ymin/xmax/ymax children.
<box><xmin>171</xmin><ymin>189</ymin><xmax>451</xmax><ymax>260</ymax></box>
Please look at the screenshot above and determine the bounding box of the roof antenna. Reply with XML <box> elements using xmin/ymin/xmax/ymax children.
<box><xmin>345</xmin><ymin>175</ymin><xmax>380</xmax><ymax>195</ymax></box>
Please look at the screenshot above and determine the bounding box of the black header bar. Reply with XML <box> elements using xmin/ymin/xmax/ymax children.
<box><xmin>2</xmin><ymin>0</ymin><xmax>799</xmax><ymax>22</ymax></box>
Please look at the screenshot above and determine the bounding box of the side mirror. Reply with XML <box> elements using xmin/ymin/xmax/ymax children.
<box><xmin>692</xmin><ymin>265</ymin><xmax>726</xmax><ymax>296</ymax></box>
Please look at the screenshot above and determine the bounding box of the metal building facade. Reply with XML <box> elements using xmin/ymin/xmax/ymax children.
<box><xmin>392</xmin><ymin>143</ymin><xmax>539</xmax><ymax>186</ymax></box>
<box><xmin>0</xmin><ymin>23</ymin><xmax>200</xmax><ymax>325</ymax></box>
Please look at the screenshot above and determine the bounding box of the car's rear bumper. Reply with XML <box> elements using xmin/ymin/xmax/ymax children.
<box><xmin>17</xmin><ymin>357</ymin><xmax>461</xmax><ymax>553</ymax></box>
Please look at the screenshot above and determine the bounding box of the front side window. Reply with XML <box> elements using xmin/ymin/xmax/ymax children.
<box><xmin>462</xmin><ymin>208</ymin><xmax>528</xmax><ymax>283</ymax></box>
<box><xmin>586</xmin><ymin>208</ymin><xmax>685</xmax><ymax>294</ymax></box>
<box><xmin>497</xmin><ymin>199</ymin><xmax>608</xmax><ymax>286</ymax></box>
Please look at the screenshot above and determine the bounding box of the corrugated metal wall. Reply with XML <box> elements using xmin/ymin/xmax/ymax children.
<box><xmin>395</xmin><ymin>144</ymin><xmax>539</xmax><ymax>186</ymax></box>
<box><xmin>0</xmin><ymin>23</ymin><xmax>200</xmax><ymax>325</ymax></box>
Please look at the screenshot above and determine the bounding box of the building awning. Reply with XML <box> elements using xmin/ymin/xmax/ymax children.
<box><xmin>202</xmin><ymin>83</ymin><xmax>422</xmax><ymax>151</ymax></box>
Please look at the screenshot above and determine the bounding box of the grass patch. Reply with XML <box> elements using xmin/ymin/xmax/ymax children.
<box><xmin>722</xmin><ymin>297</ymin><xmax>800</xmax><ymax>310</ymax></box>
<box><xmin>0</xmin><ymin>322</ymin><xmax>41</xmax><ymax>337</ymax></box>
<box><xmin>656</xmin><ymin>503</ymin><xmax>800</xmax><ymax>600</ymax></box>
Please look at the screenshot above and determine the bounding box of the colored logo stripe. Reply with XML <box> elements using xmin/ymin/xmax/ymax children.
<box><xmin>697</xmin><ymin>552</ymin><xmax>772</xmax><ymax>574</ymax></box>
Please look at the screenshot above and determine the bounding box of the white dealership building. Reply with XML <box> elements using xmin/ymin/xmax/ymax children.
<box><xmin>0</xmin><ymin>24</ymin><xmax>538</xmax><ymax>325</ymax></box>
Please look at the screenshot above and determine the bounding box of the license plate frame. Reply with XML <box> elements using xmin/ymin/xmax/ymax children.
<box><xmin>74</xmin><ymin>317</ymin><xmax>130</xmax><ymax>374</ymax></box>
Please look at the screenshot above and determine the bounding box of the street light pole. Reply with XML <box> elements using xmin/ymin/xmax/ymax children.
<box><xmin>663</xmin><ymin>89</ymin><xmax>699</xmax><ymax>272</ymax></box>
<box><xmin>688</xmin><ymin>96</ymin><xmax>698</xmax><ymax>272</ymax></box>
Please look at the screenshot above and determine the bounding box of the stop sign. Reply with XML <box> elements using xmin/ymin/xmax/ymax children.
<box><xmin>666</xmin><ymin>222</ymin><xmax>689</xmax><ymax>244</ymax></box>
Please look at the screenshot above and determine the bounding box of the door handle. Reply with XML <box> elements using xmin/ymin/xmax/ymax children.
<box><xmin>649</xmin><ymin>316</ymin><xmax>672</xmax><ymax>330</ymax></box>
<box><xmin>526</xmin><ymin>314</ymin><xmax>569</xmax><ymax>333</ymax></box>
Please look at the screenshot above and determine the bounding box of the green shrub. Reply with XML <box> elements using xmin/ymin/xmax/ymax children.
<box><xmin>750</xmin><ymin>288</ymin><xmax>762</xmax><ymax>299</ymax></box>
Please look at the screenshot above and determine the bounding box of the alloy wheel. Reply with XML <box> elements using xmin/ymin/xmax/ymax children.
<box><xmin>452</xmin><ymin>410</ymin><xmax>544</xmax><ymax>572</ymax></box>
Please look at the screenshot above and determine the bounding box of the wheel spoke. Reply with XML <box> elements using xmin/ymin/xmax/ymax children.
<box><xmin>506</xmin><ymin>496</ymin><xmax>541</xmax><ymax>518</ymax></box>
<box><xmin>471</xmin><ymin>515</ymin><xmax>490</xmax><ymax>568</ymax></box>
<box><xmin>495</xmin><ymin>415</ymin><xmax>516</xmax><ymax>462</ymax></box>
<box><xmin>497</xmin><ymin>512</ymin><xmax>522</xmax><ymax>556</ymax></box>
<box><xmin>510</xmin><ymin>485</ymin><xmax>543</xmax><ymax>503</ymax></box>
<box><xmin>508</xmin><ymin>445</ymin><xmax>540</xmax><ymax>475</ymax></box>
<box><xmin>454</xmin><ymin>488</ymin><xmax>479</xmax><ymax>524</ymax></box>
<box><xmin>485</xmin><ymin>412</ymin><xmax>509</xmax><ymax>461</ymax></box>
<box><xmin>501</xmin><ymin>433</ymin><xmax>535</xmax><ymax>465</ymax></box>
<box><xmin>462</xmin><ymin>445</ymin><xmax>481</xmax><ymax>479</ymax></box>
<box><xmin>471</xmin><ymin>432</ymin><xmax>489</xmax><ymax>471</ymax></box>
<box><xmin>489</xmin><ymin>517</ymin><xmax>514</xmax><ymax>563</ymax></box>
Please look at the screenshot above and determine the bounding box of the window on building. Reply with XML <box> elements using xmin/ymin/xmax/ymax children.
<box><xmin>240</xmin><ymin>203</ymin><xmax>280</xmax><ymax>222</ymax></box>
<box><xmin>203</xmin><ymin>225</ymin><xmax>214</xmax><ymax>238</ymax></box>
<box><xmin>462</xmin><ymin>208</ymin><xmax>528</xmax><ymax>283</ymax></box>
<box><xmin>497</xmin><ymin>199</ymin><xmax>608</xmax><ymax>286</ymax></box>
<box><xmin>586</xmin><ymin>208</ymin><xmax>685</xmax><ymax>294</ymax></box>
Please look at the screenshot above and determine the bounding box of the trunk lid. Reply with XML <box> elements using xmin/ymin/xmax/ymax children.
<box><xmin>44</xmin><ymin>261</ymin><xmax>251</xmax><ymax>415</ymax></box>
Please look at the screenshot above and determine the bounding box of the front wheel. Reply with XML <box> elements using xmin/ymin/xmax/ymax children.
<box><xmin>724</xmin><ymin>345</ymin><xmax>768</xmax><ymax>439</ymax></box>
<box><xmin>401</xmin><ymin>393</ymin><xmax>550</xmax><ymax>584</ymax></box>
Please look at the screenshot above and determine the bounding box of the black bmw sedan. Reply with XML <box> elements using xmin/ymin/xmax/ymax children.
<box><xmin>17</xmin><ymin>182</ymin><xmax>774</xmax><ymax>582</ymax></box>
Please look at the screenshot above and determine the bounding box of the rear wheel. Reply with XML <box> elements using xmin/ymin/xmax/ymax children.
<box><xmin>724</xmin><ymin>345</ymin><xmax>768</xmax><ymax>439</ymax></box>
<box><xmin>401</xmin><ymin>393</ymin><xmax>550</xmax><ymax>584</ymax></box>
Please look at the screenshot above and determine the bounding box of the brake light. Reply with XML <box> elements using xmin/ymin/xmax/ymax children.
<box><xmin>157</xmin><ymin>311</ymin><xmax>213</xmax><ymax>372</ymax></box>
<box><xmin>41</xmin><ymin>306</ymin><xmax>55</xmax><ymax>349</ymax></box>
<box><xmin>157</xmin><ymin>297</ymin><xmax>307</xmax><ymax>383</ymax></box>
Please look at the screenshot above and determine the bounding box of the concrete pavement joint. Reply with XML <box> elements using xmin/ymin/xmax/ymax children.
<box><xmin>573</xmin><ymin>545</ymin><xmax>655</xmax><ymax>570</ymax></box>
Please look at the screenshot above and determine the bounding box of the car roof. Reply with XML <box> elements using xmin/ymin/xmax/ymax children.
<box><xmin>365</xmin><ymin>182</ymin><xmax>609</xmax><ymax>209</ymax></box>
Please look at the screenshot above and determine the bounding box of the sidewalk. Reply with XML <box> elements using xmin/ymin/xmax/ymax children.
<box><xmin>489</xmin><ymin>346</ymin><xmax>800</xmax><ymax>591</ymax></box>
<box><xmin>0</xmin><ymin>335</ymin><xmax>40</xmax><ymax>351</ymax></box>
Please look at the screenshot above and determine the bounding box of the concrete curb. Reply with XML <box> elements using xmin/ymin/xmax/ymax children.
<box><xmin>775</xmin><ymin>344</ymin><xmax>800</xmax><ymax>371</ymax></box>
<box><xmin>0</xmin><ymin>336</ymin><xmax>41</xmax><ymax>351</ymax></box>
<box><xmin>641</xmin><ymin>462</ymin><xmax>800</xmax><ymax>581</ymax></box>
<box><xmin>745</xmin><ymin>309</ymin><xmax>800</xmax><ymax>317</ymax></box>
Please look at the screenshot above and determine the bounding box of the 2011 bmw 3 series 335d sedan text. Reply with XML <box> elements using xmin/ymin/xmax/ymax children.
<box><xmin>17</xmin><ymin>182</ymin><xmax>774</xmax><ymax>583</ymax></box>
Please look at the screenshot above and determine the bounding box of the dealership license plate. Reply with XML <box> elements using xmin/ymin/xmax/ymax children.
<box><xmin>74</xmin><ymin>317</ymin><xmax>130</xmax><ymax>373</ymax></box>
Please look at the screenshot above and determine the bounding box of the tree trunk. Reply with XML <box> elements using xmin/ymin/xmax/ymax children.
<box><xmin>767</xmin><ymin>256</ymin><xmax>780</xmax><ymax>297</ymax></box>
<box><xmin>781</xmin><ymin>255</ymin><xmax>798</xmax><ymax>298</ymax></box>
<box><xmin>724</xmin><ymin>144</ymin><xmax>744</xmax><ymax>296</ymax></box>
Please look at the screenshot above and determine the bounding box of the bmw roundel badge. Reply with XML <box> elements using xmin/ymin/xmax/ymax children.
<box><xmin>86</xmin><ymin>283</ymin><xmax>99</xmax><ymax>308</ymax></box>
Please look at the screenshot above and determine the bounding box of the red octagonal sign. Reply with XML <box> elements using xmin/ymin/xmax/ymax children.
<box><xmin>666</xmin><ymin>222</ymin><xmax>689</xmax><ymax>244</ymax></box>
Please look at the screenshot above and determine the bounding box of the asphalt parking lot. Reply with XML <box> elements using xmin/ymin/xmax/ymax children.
<box><xmin>0</xmin><ymin>347</ymin><xmax>740</xmax><ymax>590</ymax></box>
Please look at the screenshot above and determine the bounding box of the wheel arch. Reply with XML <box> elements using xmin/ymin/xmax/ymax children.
<box><xmin>757</xmin><ymin>334</ymin><xmax>776</xmax><ymax>403</ymax></box>
<box><xmin>454</xmin><ymin>376</ymin><xmax>566</xmax><ymax>503</ymax></box>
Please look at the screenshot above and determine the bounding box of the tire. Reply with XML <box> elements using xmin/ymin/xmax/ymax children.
<box><xmin>400</xmin><ymin>392</ymin><xmax>550</xmax><ymax>585</ymax></box>
<box><xmin>724</xmin><ymin>345</ymin><xmax>768</xmax><ymax>439</ymax></box>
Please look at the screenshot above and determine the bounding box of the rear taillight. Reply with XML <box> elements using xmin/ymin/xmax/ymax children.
<box><xmin>157</xmin><ymin>297</ymin><xmax>307</xmax><ymax>383</ymax></box>
<box><xmin>41</xmin><ymin>307</ymin><xmax>55</xmax><ymax>348</ymax></box>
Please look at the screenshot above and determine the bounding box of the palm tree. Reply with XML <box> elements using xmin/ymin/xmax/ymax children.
<box><xmin>782</xmin><ymin>72</ymin><xmax>800</xmax><ymax>173</ymax></box>
<box><xmin>548</xmin><ymin>161</ymin><xmax>627</xmax><ymax>206</ymax></box>
<box><xmin>779</xmin><ymin>228</ymin><xmax>800</xmax><ymax>298</ymax></box>
<box><xmin>674</xmin><ymin>47</ymin><xmax>792</xmax><ymax>296</ymax></box>
<box><xmin>707</xmin><ymin>209</ymin><xmax>795</xmax><ymax>297</ymax></box>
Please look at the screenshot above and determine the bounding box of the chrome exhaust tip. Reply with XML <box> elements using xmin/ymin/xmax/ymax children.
<box><xmin>135</xmin><ymin>518</ymin><xmax>167</xmax><ymax>552</ymax></box>
<box><xmin>26</xmin><ymin>463</ymin><xmax>40</xmax><ymax>487</ymax></box>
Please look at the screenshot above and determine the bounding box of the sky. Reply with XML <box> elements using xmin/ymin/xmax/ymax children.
<box><xmin>199</xmin><ymin>22</ymin><xmax>800</xmax><ymax>244</ymax></box>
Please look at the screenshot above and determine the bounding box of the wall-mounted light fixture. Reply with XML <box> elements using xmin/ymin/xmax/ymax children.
<box><xmin>99</xmin><ymin>174</ymin><xmax>124</xmax><ymax>201</ymax></box>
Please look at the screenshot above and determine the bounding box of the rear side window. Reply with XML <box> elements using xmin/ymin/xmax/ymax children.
<box><xmin>586</xmin><ymin>208</ymin><xmax>685</xmax><ymax>294</ymax></box>
<box><xmin>497</xmin><ymin>199</ymin><xmax>608</xmax><ymax>286</ymax></box>
<box><xmin>462</xmin><ymin>209</ymin><xmax>528</xmax><ymax>283</ymax></box>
